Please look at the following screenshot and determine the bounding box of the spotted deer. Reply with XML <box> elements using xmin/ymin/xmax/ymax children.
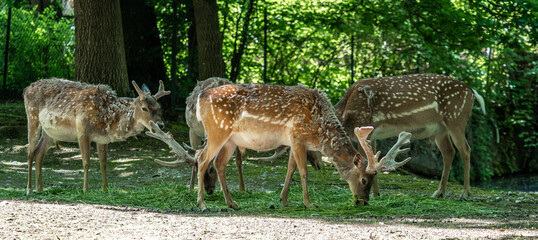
<box><xmin>148</xmin><ymin>83</ymin><xmax>411</xmax><ymax>209</ymax></box>
<box><xmin>157</xmin><ymin>77</ymin><xmax>321</xmax><ymax>194</ymax></box>
<box><xmin>23</xmin><ymin>78</ymin><xmax>169</xmax><ymax>194</ymax></box>
<box><xmin>334</xmin><ymin>73</ymin><xmax>486</xmax><ymax>198</ymax></box>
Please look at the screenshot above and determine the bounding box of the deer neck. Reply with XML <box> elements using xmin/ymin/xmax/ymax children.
<box><xmin>98</xmin><ymin>100</ymin><xmax>142</xmax><ymax>143</ymax></box>
<box><xmin>311</xmin><ymin>93</ymin><xmax>355</xmax><ymax>159</ymax></box>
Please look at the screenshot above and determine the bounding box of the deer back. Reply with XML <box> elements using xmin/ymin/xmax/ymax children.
<box><xmin>335</xmin><ymin>74</ymin><xmax>474</xmax><ymax>141</ymax></box>
<box><xmin>185</xmin><ymin>77</ymin><xmax>232</xmax><ymax>138</ymax></box>
<box><xmin>196</xmin><ymin>83</ymin><xmax>352</xmax><ymax>156</ymax></box>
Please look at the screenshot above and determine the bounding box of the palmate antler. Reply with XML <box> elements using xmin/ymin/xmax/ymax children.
<box><xmin>354</xmin><ymin>126</ymin><xmax>412</xmax><ymax>174</ymax></box>
<box><xmin>145</xmin><ymin>121</ymin><xmax>197</xmax><ymax>167</ymax></box>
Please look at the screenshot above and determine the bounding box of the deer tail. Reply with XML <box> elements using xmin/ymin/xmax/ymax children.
<box><xmin>472</xmin><ymin>88</ymin><xmax>486</xmax><ymax>115</ymax></box>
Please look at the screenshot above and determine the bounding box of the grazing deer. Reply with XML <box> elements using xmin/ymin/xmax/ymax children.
<box><xmin>158</xmin><ymin>77</ymin><xmax>321</xmax><ymax>194</ymax></box>
<box><xmin>147</xmin><ymin>83</ymin><xmax>411</xmax><ymax>210</ymax></box>
<box><xmin>184</xmin><ymin>77</ymin><xmax>237</xmax><ymax>194</ymax></box>
<box><xmin>333</xmin><ymin>73</ymin><xmax>486</xmax><ymax>198</ymax></box>
<box><xmin>23</xmin><ymin>78</ymin><xmax>169</xmax><ymax>194</ymax></box>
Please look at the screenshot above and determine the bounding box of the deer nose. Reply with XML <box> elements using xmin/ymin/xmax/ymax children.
<box><xmin>354</xmin><ymin>196</ymin><xmax>369</xmax><ymax>206</ymax></box>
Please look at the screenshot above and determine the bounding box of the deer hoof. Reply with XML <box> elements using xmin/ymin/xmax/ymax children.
<box><xmin>304</xmin><ymin>202</ymin><xmax>316</xmax><ymax>208</ymax></box>
<box><xmin>198</xmin><ymin>200</ymin><xmax>208</xmax><ymax>211</ymax></box>
<box><xmin>229</xmin><ymin>201</ymin><xmax>240</xmax><ymax>210</ymax></box>
<box><xmin>431</xmin><ymin>190</ymin><xmax>444</xmax><ymax>198</ymax></box>
<box><xmin>280</xmin><ymin>198</ymin><xmax>289</xmax><ymax>207</ymax></box>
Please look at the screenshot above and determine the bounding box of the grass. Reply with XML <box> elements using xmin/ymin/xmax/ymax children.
<box><xmin>0</xmin><ymin>101</ymin><xmax>536</xmax><ymax>229</ymax></box>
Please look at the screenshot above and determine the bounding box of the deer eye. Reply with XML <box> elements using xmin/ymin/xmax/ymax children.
<box><xmin>142</xmin><ymin>107</ymin><xmax>148</xmax><ymax>112</ymax></box>
<box><xmin>361</xmin><ymin>178</ymin><xmax>367</xmax><ymax>185</ymax></box>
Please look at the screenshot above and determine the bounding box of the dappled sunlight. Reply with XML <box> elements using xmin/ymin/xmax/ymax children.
<box><xmin>113</xmin><ymin>158</ymin><xmax>143</xmax><ymax>164</ymax></box>
<box><xmin>2</xmin><ymin>160</ymin><xmax>27</xmax><ymax>167</ymax></box>
<box><xmin>50</xmin><ymin>169</ymin><xmax>80</xmax><ymax>178</ymax></box>
<box><xmin>118</xmin><ymin>172</ymin><xmax>135</xmax><ymax>178</ymax></box>
<box><xmin>0</xmin><ymin>144</ymin><xmax>27</xmax><ymax>154</ymax></box>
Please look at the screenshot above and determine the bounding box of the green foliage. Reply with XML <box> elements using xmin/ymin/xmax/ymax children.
<box><xmin>2</xmin><ymin>0</ymin><xmax>537</xmax><ymax>179</ymax></box>
<box><xmin>0</xmin><ymin>3</ymin><xmax>74</xmax><ymax>96</ymax></box>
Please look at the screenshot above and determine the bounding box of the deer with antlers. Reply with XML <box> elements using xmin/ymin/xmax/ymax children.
<box><xmin>23</xmin><ymin>78</ymin><xmax>169</xmax><ymax>194</ymax></box>
<box><xmin>334</xmin><ymin>73</ymin><xmax>486</xmax><ymax>198</ymax></box>
<box><xmin>147</xmin><ymin>83</ymin><xmax>411</xmax><ymax>209</ymax></box>
<box><xmin>158</xmin><ymin>77</ymin><xmax>322</xmax><ymax>194</ymax></box>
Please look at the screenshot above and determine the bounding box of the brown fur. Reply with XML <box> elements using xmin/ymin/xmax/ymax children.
<box><xmin>334</xmin><ymin>73</ymin><xmax>483</xmax><ymax>198</ymax></box>
<box><xmin>194</xmin><ymin>83</ymin><xmax>409</xmax><ymax>209</ymax></box>
<box><xmin>24</xmin><ymin>78</ymin><xmax>169</xmax><ymax>194</ymax></box>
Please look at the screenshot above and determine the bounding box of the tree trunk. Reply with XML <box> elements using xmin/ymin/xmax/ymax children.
<box><xmin>119</xmin><ymin>0</ymin><xmax>167</xmax><ymax>92</ymax></box>
<box><xmin>193</xmin><ymin>0</ymin><xmax>226</xmax><ymax>80</ymax></box>
<box><xmin>74</xmin><ymin>0</ymin><xmax>130</xmax><ymax>96</ymax></box>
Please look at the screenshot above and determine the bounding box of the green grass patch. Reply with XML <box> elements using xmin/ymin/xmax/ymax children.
<box><xmin>1</xmin><ymin>101</ymin><xmax>537</xmax><ymax>229</ymax></box>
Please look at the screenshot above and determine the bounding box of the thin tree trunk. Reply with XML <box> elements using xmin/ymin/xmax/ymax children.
<box><xmin>74</xmin><ymin>0</ymin><xmax>130</xmax><ymax>96</ymax></box>
<box><xmin>3</xmin><ymin>7</ymin><xmax>12</xmax><ymax>91</ymax></box>
<box><xmin>229</xmin><ymin>0</ymin><xmax>257</xmax><ymax>83</ymax></box>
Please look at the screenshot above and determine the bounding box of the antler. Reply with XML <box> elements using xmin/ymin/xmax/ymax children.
<box><xmin>145</xmin><ymin>121</ymin><xmax>197</xmax><ymax>167</ymax></box>
<box><xmin>153</xmin><ymin>80</ymin><xmax>171</xmax><ymax>100</ymax></box>
<box><xmin>248</xmin><ymin>145</ymin><xmax>288</xmax><ymax>162</ymax></box>
<box><xmin>354</xmin><ymin>126</ymin><xmax>412</xmax><ymax>174</ymax></box>
<box><xmin>379</xmin><ymin>131</ymin><xmax>412</xmax><ymax>172</ymax></box>
<box><xmin>132</xmin><ymin>81</ymin><xmax>151</xmax><ymax>100</ymax></box>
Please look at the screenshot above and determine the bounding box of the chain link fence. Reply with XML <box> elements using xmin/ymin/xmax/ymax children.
<box><xmin>1</xmin><ymin>3</ymin><xmax>74</xmax><ymax>99</ymax></box>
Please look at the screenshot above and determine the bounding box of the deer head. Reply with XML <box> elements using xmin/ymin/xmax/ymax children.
<box><xmin>131</xmin><ymin>80</ymin><xmax>170</xmax><ymax>130</ymax></box>
<box><xmin>342</xmin><ymin>126</ymin><xmax>411</xmax><ymax>204</ymax></box>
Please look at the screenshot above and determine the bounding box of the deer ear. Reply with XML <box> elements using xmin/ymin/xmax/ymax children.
<box><xmin>141</xmin><ymin>84</ymin><xmax>151</xmax><ymax>94</ymax></box>
<box><xmin>353</xmin><ymin>154</ymin><xmax>363</xmax><ymax>167</ymax></box>
<box><xmin>119</xmin><ymin>97</ymin><xmax>133</xmax><ymax>104</ymax></box>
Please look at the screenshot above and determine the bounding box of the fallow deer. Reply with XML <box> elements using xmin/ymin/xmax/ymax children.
<box><xmin>23</xmin><ymin>78</ymin><xmax>169</xmax><ymax>194</ymax></box>
<box><xmin>333</xmin><ymin>73</ymin><xmax>486</xmax><ymax>198</ymax></box>
<box><xmin>158</xmin><ymin>77</ymin><xmax>322</xmax><ymax>194</ymax></box>
<box><xmin>147</xmin><ymin>83</ymin><xmax>411</xmax><ymax>210</ymax></box>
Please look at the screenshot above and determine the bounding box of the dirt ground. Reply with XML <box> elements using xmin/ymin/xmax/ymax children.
<box><xmin>1</xmin><ymin>200</ymin><xmax>536</xmax><ymax>240</ymax></box>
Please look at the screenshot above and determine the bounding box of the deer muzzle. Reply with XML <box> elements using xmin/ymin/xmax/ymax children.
<box><xmin>354</xmin><ymin>195</ymin><xmax>369</xmax><ymax>206</ymax></box>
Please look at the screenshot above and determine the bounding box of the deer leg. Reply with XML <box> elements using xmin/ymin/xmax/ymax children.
<box><xmin>306</xmin><ymin>151</ymin><xmax>322</xmax><ymax>170</ymax></box>
<box><xmin>190</xmin><ymin>165</ymin><xmax>198</xmax><ymax>191</ymax></box>
<box><xmin>371</xmin><ymin>140</ymin><xmax>380</xmax><ymax>197</ymax></box>
<box><xmin>189</xmin><ymin>129</ymin><xmax>202</xmax><ymax>190</ymax></box>
<box><xmin>214</xmin><ymin>142</ymin><xmax>239</xmax><ymax>209</ymax></box>
<box><xmin>97</xmin><ymin>144</ymin><xmax>108</xmax><ymax>191</ymax></box>
<box><xmin>235</xmin><ymin>147</ymin><xmax>245</xmax><ymax>193</ymax></box>
<box><xmin>432</xmin><ymin>134</ymin><xmax>455</xmax><ymax>198</ymax></box>
<box><xmin>197</xmin><ymin>140</ymin><xmax>225</xmax><ymax>210</ymax></box>
<box><xmin>78</xmin><ymin>135</ymin><xmax>91</xmax><ymax>193</ymax></box>
<box><xmin>34</xmin><ymin>133</ymin><xmax>53</xmax><ymax>192</ymax></box>
<box><xmin>280</xmin><ymin>152</ymin><xmax>297</xmax><ymax>207</ymax></box>
<box><xmin>290</xmin><ymin>140</ymin><xmax>315</xmax><ymax>208</ymax></box>
<box><xmin>26</xmin><ymin>120</ymin><xmax>41</xmax><ymax>195</ymax></box>
<box><xmin>449</xmin><ymin>129</ymin><xmax>471</xmax><ymax>199</ymax></box>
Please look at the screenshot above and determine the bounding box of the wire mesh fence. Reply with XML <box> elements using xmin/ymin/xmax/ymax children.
<box><xmin>1</xmin><ymin>3</ymin><xmax>74</xmax><ymax>99</ymax></box>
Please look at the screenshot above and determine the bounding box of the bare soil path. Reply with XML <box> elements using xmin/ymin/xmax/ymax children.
<box><xmin>1</xmin><ymin>200</ymin><xmax>536</xmax><ymax>240</ymax></box>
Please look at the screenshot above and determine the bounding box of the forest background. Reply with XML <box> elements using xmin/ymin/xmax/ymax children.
<box><xmin>0</xmin><ymin>0</ymin><xmax>536</xmax><ymax>184</ymax></box>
